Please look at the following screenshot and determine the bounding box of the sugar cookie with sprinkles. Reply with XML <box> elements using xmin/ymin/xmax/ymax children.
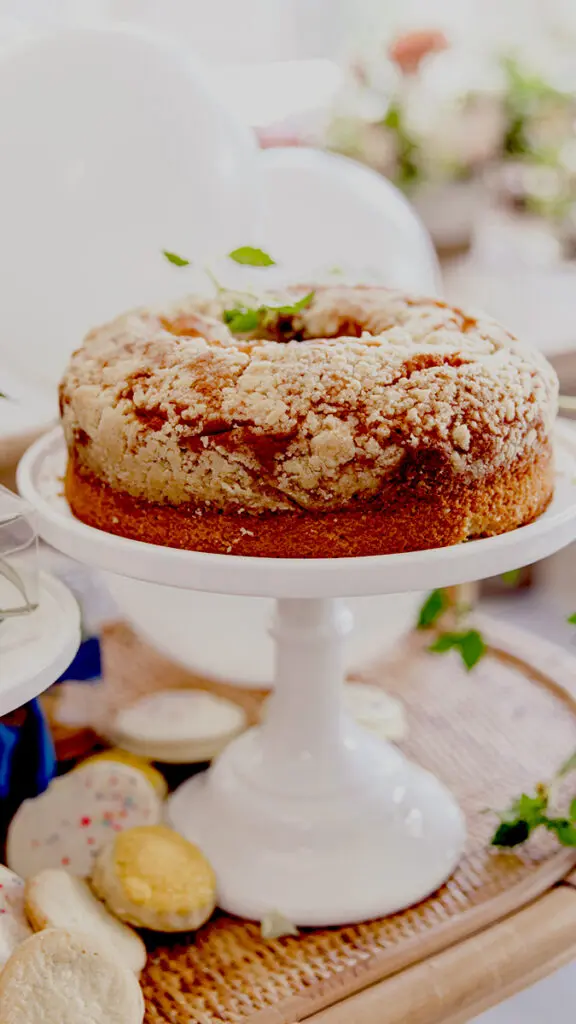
<box><xmin>6</xmin><ymin>762</ymin><xmax>162</xmax><ymax>879</ymax></box>
<box><xmin>0</xmin><ymin>866</ymin><xmax>33</xmax><ymax>968</ymax></box>
<box><xmin>73</xmin><ymin>749</ymin><xmax>168</xmax><ymax>798</ymax></box>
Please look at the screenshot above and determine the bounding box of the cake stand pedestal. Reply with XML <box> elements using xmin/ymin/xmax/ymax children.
<box><xmin>170</xmin><ymin>597</ymin><xmax>464</xmax><ymax>924</ymax></box>
<box><xmin>17</xmin><ymin>426</ymin><xmax>576</xmax><ymax>924</ymax></box>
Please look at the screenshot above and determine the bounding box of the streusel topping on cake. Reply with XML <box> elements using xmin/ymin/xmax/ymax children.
<box><xmin>60</xmin><ymin>286</ymin><xmax>557</xmax><ymax>515</ymax></box>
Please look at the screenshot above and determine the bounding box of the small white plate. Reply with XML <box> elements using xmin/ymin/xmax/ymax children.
<box><xmin>0</xmin><ymin>571</ymin><xmax>80</xmax><ymax>714</ymax></box>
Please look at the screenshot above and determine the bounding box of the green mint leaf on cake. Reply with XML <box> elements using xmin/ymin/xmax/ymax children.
<box><xmin>429</xmin><ymin>629</ymin><xmax>486</xmax><ymax>670</ymax></box>
<box><xmin>416</xmin><ymin>589</ymin><xmax>448</xmax><ymax>629</ymax></box>
<box><xmin>162</xmin><ymin>250</ymin><xmax>190</xmax><ymax>267</ymax></box>
<box><xmin>260</xmin><ymin>910</ymin><xmax>299</xmax><ymax>940</ymax></box>
<box><xmin>223</xmin><ymin>307</ymin><xmax>261</xmax><ymax>333</ymax></box>
<box><xmin>270</xmin><ymin>292</ymin><xmax>315</xmax><ymax>316</ymax></box>
<box><xmin>228</xmin><ymin>246</ymin><xmax>276</xmax><ymax>267</ymax></box>
<box><xmin>223</xmin><ymin>292</ymin><xmax>315</xmax><ymax>335</ymax></box>
<box><xmin>568</xmin><ymin>613</ymin><xmax>576</xmax><ymax>625</ymax></box>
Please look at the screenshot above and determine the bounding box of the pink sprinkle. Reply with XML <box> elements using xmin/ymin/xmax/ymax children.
<box><xmin>61</xmin><ymin>857</ymin><xmax>70</xmax><ymax>866</ymax></box>
<box><xmin>87</xmin><ymin>837</ymin><xmax>95</xmax><ymax>846</ymax></box>
<box><xmin>80</xmin><ymin>817</ymin><xmax>91</xmax><ymax>827</ymax></box>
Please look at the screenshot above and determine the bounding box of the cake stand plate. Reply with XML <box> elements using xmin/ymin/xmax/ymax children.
<box><xmin>0</xmin><ymin>571</ymin><xmax>80</xmax><ymax>715</ymax></box>
<box><xmin>16</xmin><ymin>426</ymin><xmax>576</xmax><ymax>597</ymax></box>
<box><xmin>15</xmin><ymin>425</ymin><xmax>576</xmax><ymax>925</ymax></box>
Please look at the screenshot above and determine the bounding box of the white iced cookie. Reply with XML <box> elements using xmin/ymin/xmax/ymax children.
<box><xmin>74</xmin><ymin>749</ymin><xmax>168</xmax><ymax>799</ymax></box>
<box><xmin>343</xmin><ymin>683</ymin><xmax>406</xmax><ymax>741</ymax></box>
<box><xmin>25</xmin><ymin>870</ymin><xmax>146</xmax><ymax>975</ymax></box>
<box><xmin>0</xmin><ymin>928</ymin><xmax>144</xmax><ymax>1024</ymax></box>
<box><xmin>7</xmin><ymin>761</ymin><xmax>162</xmax><ymax>879</ymax></box>
<box><xmin>108</xmin><ymin>689</ymin><xmax>247</xmax><ymax>763</ymax></box>
<box><xmin>0</xmin><ymin>866</ymin><xmax>33</xmax><ymax>969</ymax></box>
<box><xmin>262</xmin><ymin>683</ymin><xmax>406</xmax><ymax>741</ymax></box>
<box><xmin>92</xmin><ymin>825</ymin><xmax>216</xmax><ymax>932</ymax></box>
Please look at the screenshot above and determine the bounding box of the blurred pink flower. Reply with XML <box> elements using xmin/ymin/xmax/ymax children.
<box><xmin>389</xmin><ymin>30</ymin><xmax>449</xmax><ymax>76</ymax></box>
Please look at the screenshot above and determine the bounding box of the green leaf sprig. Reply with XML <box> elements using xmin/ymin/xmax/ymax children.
<box><xmin>568</xmin><ymin>613</ymin><xmax>576</xmax><ymax>625</ymax></box>
<box><xmin>416</xmin><ymin>589</ymin><xmax>448</xmax><ymax>629</ymax></box>
<box><xmin>162</xmin><ymin>245</ymin><xmax>314</xmax><ymax>335</ymax></box>
<box><xmin>228</xmin><ymin>246</ymin><xmax>276</xmax><ymax>267</ymax></box>
<box><xmin>222</xmin><ymin>291</ymin><xmax>315</xmax><ymax>336</ymax></box>
<box><xmin>501</xmin><ymin>569</ymin><xmax>522</xmax><ymax>586</ymax></box>
<box><xmin>491</xmin><ymin>751</ymin><xmax>576</xmax><ymax>848</ymax></box>
<box><xmin>416</xmin><ymin>589</ymin><xmax>487</xmax><ymax>671</ymax></box>
<box><xmin>162</xmin><ymin>250</ymin><xmax>190</xmax><ymax>267</ymax></box>
<box><xmin>429</xmin><ymin>629</ymin><xmax>487</xmax><ymax>671</ymax></box>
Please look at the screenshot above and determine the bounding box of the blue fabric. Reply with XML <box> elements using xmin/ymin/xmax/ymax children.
<box><xmin>0</xmin><ymin>698</ymin><xmax>56</xmax><ymax>801</ymax></box>
<box><xmin>56</xmin><ymin>635</ymin><xmax>101</xmax><ymax>683</ymax></box>
<box><xmin>0</xmin><ymin>634</ymin><xmax>101</xmax><ymax>805</ymax></box>
<box><xmin>0</xmin><ymin>728</ymin><xmax>18</xmax><ymax>800</ymax></box>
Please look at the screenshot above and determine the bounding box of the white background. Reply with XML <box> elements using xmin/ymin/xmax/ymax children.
<box><xmin>0</xmin><ymin>1</ymin><xmax>575</xmax><ymax>1017</ymax></box>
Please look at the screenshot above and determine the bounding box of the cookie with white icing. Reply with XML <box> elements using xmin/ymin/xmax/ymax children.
<box><xmin>343</xmin><ymin>683</ymin><xmax>406</xmax><ymax>741</ymax></box>
<box><xmin>107</xmin><ymin>689</ymin><xmax>246</xmax><ymax>763</ymax></box>
<box><xmin>25</xmin><ymin>869</ymin><xmax>146</xmax><ymax>974</ymax></box>
<box><xmin>7</xmin><ymin>761</ymin><xmax>162</xmax><ymax>879</ymax></box>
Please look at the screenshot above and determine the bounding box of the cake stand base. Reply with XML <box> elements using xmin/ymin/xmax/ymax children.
<box><xmin>168</xmin><ymin>598</ymin><xmax>465</xmax><ymax>926</ymax></box>
<box><xmin>168</xmin><ymin>729</ymin><xmax>464</xmax><ymax>926</ymax></box>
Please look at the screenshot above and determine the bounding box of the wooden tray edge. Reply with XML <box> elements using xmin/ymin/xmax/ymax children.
<box><xmin>245</xmin><ymin>616</ymin><xmax>576</xmax><ymax>1023</ymax></box>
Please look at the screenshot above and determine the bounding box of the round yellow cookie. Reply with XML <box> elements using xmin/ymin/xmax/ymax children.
<box><xmin>74</xmin><ymin>750</ymin><xmax>168</xmax><ymax>799</ymax></box>
<box><xmin>91</xmin><ymin>825</ymin><xmax>216</xmax><ymax>932</ymax></box>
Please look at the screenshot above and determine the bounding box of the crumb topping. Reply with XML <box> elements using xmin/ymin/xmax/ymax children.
<box><xmin>59</xmin><ymin>286</ymin><xmax>558</xmax><ymax>513</ymax></box>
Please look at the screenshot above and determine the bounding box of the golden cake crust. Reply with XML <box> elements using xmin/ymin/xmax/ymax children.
<box><xmin>60</xmin><ymin>285</ymin><xmax>558</xmax><ymax>557</ymax></box>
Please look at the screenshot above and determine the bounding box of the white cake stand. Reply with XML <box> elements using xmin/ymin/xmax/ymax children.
<box><xmin>17</xmin><ymin>426</ymin><xmax>576</xmax><ymax>925</ymax></box>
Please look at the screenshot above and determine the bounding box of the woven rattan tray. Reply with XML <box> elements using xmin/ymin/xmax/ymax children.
<box><xmin>67</xmin><ymin>617</ymin><xmax>576</xmax><ymax>1023</ymax></box>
